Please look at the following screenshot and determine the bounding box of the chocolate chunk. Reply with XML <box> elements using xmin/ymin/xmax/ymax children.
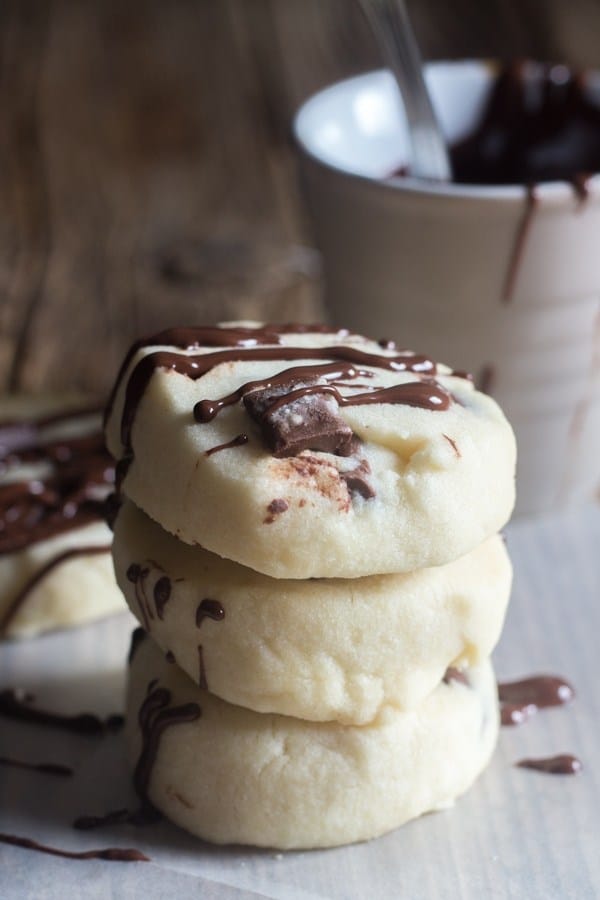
<box><xmin>443</xmin><ymin>667</ymin><xmax>469</xmax><ymax>686</ymax></box>
<box><xmin>244</xmin><ymin>379</ymin><xmax>354</xmax><ymax>458</ymax></box>
<box><xmin>340</xmin><ymin>459</ymin><xmax>375</xmax><ymax>500</ymax></box>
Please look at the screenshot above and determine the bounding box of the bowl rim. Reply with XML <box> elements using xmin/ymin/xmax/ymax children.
<box><xmin>292</xmin><ymin>62</ymin><xmax>600</xmax><ymax>204</ymax></box>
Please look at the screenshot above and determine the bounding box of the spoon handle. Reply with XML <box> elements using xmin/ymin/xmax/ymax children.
<box><xmin>359</xmin><ymin>0</ymin><xmax>452</xmax><ymax>181</ymax></box>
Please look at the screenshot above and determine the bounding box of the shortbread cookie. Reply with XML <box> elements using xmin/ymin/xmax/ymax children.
<box><xmin>114</xmin><ymin>498</ymin><xmax>511</xmax><ymax>723</ymax></box>
<box><xmin>126</xmin><ymin>632</ymin><xmax>499</xmax><ymax>849</ymax></box>
<box><xmin>105</xmin><ymin>323</ymin><xmax>516</xmax><ymax>578</ymax></box>
<box><xmin>0</xmin><ymin>395</ymin><xmax>124</xmax><ymax>638</ymax></box>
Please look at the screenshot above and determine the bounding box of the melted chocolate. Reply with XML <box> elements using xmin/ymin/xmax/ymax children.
<box><xmin>121</xmin><ymin>345</ymin><xmax>435</xmax><ymax>454</ymax></box>
<box><xmin>205</xmin><ymin>433</ymin><xmax>249</xmax><ymax>457</ymax></box>
<box><xmin>195</xmin><ymin>598</ymin><xmax>225</xmax><ymax>628</ymax></box>
<box><xmin>0</xmin><ymin>832</ymin><xmax>149</xmax><ymax>862</ymax></box>
<box><xmin>0</xmin><ymin>756</ymin><xmax>73</xmax><ymax>777</ymax></box>
<box><xmin>0</xmin><ymin>407</ymin><xmax>114</xmax><ymax>556</ymax></box>
<box><xmin>0</xmin><ymin>545</ymin><xmax>110</xmax><ymax>637</ymax></box>
<box><xmin>133</xmin><ymin>686</ymin><xmax>201</xmax><ymax>818</ymax></box>
<box><xmin>153</xmin><ymin>576</ymin><xmax>171</xmax><ymax>620</ymax></box>
<box><xmin>127</xmin><ymin>562</ymin><xmax>173</xmax><ymax>627</ymax></box>
<box><xmin>499</xmin><ymin>674</ymin><xmax>574</xmax><ymax>726</ymax></box>
<box><xmin>451</xmin><ymin>62</ymin><xmax>600</xmax><ymax>187</ymax></box>
<box><xmin>503</xmin><ymin>185</ymin><xmax>538</xmax><ymax>302</ymax></box>
<box><xmin>516</xmin><ymin>754</ymin><xmax>582</xmax><ymax>775</ymax></box>
<box><xmin>0</xmin><ymin>688</ymin><xmax>116</xmax><ymax>735</ymax></box>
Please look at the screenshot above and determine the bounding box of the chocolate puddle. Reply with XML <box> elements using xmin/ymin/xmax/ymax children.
<box><xmin>516</xmin><ymin>754</ymin><xmax>582</xmax><ymax>775</ymax></box>
<box><xmin>498</xmin><ymin>674</ymin><xmax>574</xmax><ymax>726</ymax></box>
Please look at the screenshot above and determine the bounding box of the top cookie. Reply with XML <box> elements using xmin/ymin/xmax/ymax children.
<box><xmin>105</xmin><ymin>323</ymin><xmax>516</xmax><ymax>578</ymax></box>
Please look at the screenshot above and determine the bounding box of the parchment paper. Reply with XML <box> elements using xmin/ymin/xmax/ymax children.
<box><xmin>1</xmin><ymin>507</ymin><xmax>599</xmax><ymax>900</ymax></box>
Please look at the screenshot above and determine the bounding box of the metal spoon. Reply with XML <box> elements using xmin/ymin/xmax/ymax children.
<box><xmin>359</xmin><ymin>0</ymin><xmax>452</xmax><ymax>180</ymax></box>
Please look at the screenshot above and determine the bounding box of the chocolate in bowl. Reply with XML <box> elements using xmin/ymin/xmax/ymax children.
<box><xmin>448</xmin><ymin>61</ymin><xmax>600</xmax><ymax>191</ymax></box>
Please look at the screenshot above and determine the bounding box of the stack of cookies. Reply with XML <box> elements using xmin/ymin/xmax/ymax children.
<box><xmin>104</xmin><ymin>323</ymin><xmax>516</xmax><ymax>849</ymax></box>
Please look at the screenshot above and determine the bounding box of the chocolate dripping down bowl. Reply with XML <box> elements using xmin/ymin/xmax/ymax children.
<box><xmin>293</xmin><ymin>60</ymin><xmax>600</xmax><ymax>518</ymax></box>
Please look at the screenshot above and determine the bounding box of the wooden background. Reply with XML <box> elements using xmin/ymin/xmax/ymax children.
<box><xmin>1</xmin><ymin>0</ymin><xmax>599</xmax><ymax>395</ymax></box>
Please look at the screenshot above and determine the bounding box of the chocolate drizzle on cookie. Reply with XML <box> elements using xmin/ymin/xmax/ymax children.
<box><xmin>133</xmin><ymin>683</ymin><xmax>201</xmax><ymax>820</ymax></box>
<box><xmin>195</xmin><ymin>600</ymin><xmax>225</xmax><ymax>690</ymax></box>
<box><xmin>126</xmin><ymin>562</ymin><xmax>172</xmax><ymax>629</ymax></box>
<box><xmin>0</xmin><ymin>408</ymin><xmax>114</xmax><ymax>557</ymax></box>
<box><xmin>195</xmin><ymin>599</ymin><xmax>225</xmax><ymax>628</ymax></box>
<box><xmin>0</xmin><ymin>545</ymin><xmax>111</xmax><ymax>637</ymax></box>
<box><xmin>107</xmin><ymin>324</ymin><xmax>458</xmax><ymax>495</ymax></box>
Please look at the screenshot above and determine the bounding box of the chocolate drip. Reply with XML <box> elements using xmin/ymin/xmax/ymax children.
<box><xmin>205</xmin><ymin>434</ymin><xmax>249</xmax><ymax>457</ymax></box>
<box><xmin>0</xmin><ymin>688</ymin><xmax>118</xmax><ymax>735</ymax></box>
<box><xmin>133</xmin><ymin>686</ymin><xmax>201</xmax><ymax>818</ymax></box>
<box><xmin>153</xmin><ymin>576</ymin><xmax>171</xmax><ymax>620</ymax></box>
<box><xmin>499</xmin><ymin>674</ymin><xmax>574</xmax><ymax>726</ymax></box>
<box><xmin>165</xmin><ymin>650</ymin><xmax>176</xmax><ymax>664</ymax></box>
<box><xmin>516</xmin><ymin>754</ymin><xmax>582</xmax><ymax>775</ymax></box>
<box><xmin>128</xmin><ymin>627</ymin><xmax>146</xmax><ymax>664</ymax></box>
<box><xmin>503</xmin><ymin>185</ymin><xmax>538</xmax><ymax>302</ymax></box>
<box><xmin>0</xmin><ymin>545</ymin><xmax>110</xmax><ymax>636</ymax></box>
<box><xmin>0</xmin><ymin>833</ymin><xmax>149</xmax><ymax>862</ymax></box>
<box><xmin>195</xmin><ymin>598</ymin><xmax>225</xmax><ymax>628</ymax></box>
<box><xmin>0</xmin><ymin>756</ymin><xmax>73</xmax><ymax>777</ymax></box>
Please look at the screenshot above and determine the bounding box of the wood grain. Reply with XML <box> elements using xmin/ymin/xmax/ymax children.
<box><xmin>0</xmin><ymin>1</ymin><xmax>599</xmax><ymax>395</ymax></box>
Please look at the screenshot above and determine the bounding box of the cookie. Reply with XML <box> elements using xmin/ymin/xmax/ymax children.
<box><xmin>114</xmin><ymin>498</ymin><xmax>511</xmax><ymax>723</ymax></box>
<box><xmin>0</xmin><ymin>394</ymin><xmax>124</xmax><ymax>638</ymax></box>
<box><xmin>126</xmin><ymin>632</ymin><xmax>499</xmax><ymax>849</ymax></box>
<box><xmin>104</xmin><ymin>323</ymin><xmax>516</xmax><ymax>578</ymax></box>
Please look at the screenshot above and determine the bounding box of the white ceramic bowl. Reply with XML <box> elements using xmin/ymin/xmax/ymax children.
<box><xmin>294</xmin><ymin>61</ymin><xmax>600</xmax><ymax>517</ymax></box>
